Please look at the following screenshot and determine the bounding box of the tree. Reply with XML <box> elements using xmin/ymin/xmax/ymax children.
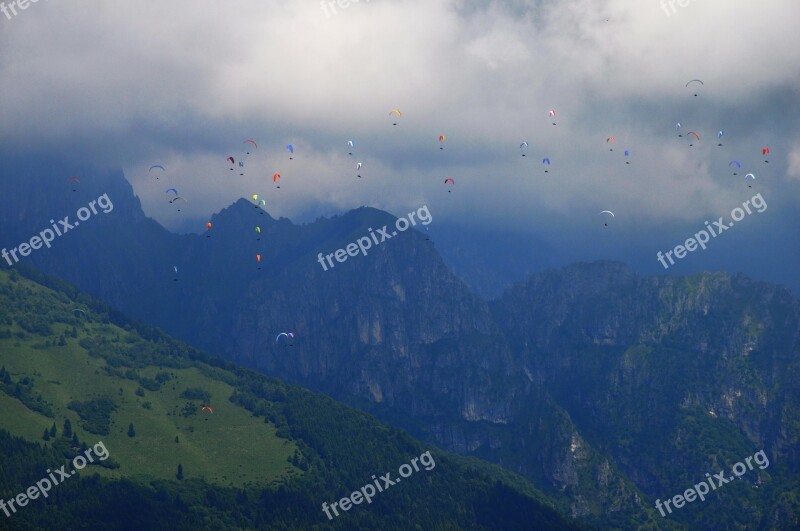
<box><xmin>127</xmin><ymin>423</ymin><xmax>136</xmax><ymax>438</ymax></box>
<box><xmin>176</xmin><ymin>464</ymin><xmax>184</xmax><ymax>481</ymax></box>
<box><xmin>175</xmin><ymin>436</ymin><xmax>179</xmax><ymax>443</ymax></box>
<box><xmin>71</xmin><ymin>326</ymin><xmax>78</xmax><ymax>338</ymax></box>
<box><xmin>135</xmin><ymin>387</ymin><xmax>145</xmax><ymax>397</ymax></box>
<box><xmin>58</xmin><ymin>334</ymin><xmax>66</xmax><ymax>346</ymax></box>
<box><xmin>50</xmin><ymin>423</ymin><xmax>57</xmax><ymax>438</ymax></box>
<box><xmin>72</xmin><ymin>433</ymin><xmax>79</xmax><ymax>447</ymax></box>
<box><xmin>63</xmin><ymin>418</ymin><xmax>73</xmax><ymax>438</ymax></box>
<box><xmin>42</xmin><ymin>428</ymin><xmax>50</xmax><ymax>441</ymax></box>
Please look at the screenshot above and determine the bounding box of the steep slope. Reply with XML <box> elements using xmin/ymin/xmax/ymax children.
<box><xmin>491</xmin><ymin>262</ymin><xmax>800</xmax><ymax>528</ymax></box>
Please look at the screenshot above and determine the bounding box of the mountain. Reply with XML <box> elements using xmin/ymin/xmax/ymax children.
<box><xmin>1</xmin><ymin>161</ymin><xmax>799</xmax><ymax>529</ymax></box>
<box><xmin>0</xmin><ymin>267</ymin><xmax>579</xmax><ymax>530</ymax></box>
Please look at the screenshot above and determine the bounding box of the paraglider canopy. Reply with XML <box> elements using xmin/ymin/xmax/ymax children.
<box><xmin>600</xmin><ymin>210</ymin><xmax>615</xmax><ymax>227</ymax></box>
<box><xmin>686</xmin><ymin>79</ymin><xmax>704</xmax><ymax>96</ymax></box>
<box><xmin>276</xmin><ymin>332</ymin><xmax>295</xmax><ymax>343</ymax></box>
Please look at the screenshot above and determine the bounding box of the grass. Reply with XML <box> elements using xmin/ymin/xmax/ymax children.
<box><xmin>0</xmin><ymin>294</ymin><xmax>300</xmax><ymax>489</ymax></box>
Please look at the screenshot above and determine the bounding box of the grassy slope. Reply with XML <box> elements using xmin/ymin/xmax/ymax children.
<box><xmin>0</xmin><ymin>273</ymin><xmax>298</xmax><ymax>488</ymax></box>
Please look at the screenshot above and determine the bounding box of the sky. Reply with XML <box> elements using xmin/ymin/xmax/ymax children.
<box><xmin>1</xmin><ymin>0</ymin><xmax>799</xmax><ymax>289</ymax></box>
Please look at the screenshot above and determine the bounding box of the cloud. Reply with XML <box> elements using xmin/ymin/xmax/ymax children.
<box><xmin>1</xmin><ymin>0</ymin><xmax>799</xmax><ymax>232</ymax></box>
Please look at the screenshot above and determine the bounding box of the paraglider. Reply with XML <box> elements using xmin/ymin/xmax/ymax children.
<box><xmin>717</xmin><ymin>130</ymin><xmax>724</xmax><ymax>146</ymax></box>
<box><xmin>72</xmin><ymin>308</ymin><xmax>87</xmax><ymax>318</ymax></box>
<box><xmin>687</xmin><ymin>131</ymin><xmax>700</xmax><ymax>146</ymax></box>
<box><xmin>439</xmin><ymin>134</ymin><xmax>446</xmax><ymax>149</ymax></box>
<box><xmin>600</xmin><ymin>210</ymin><xmax>615</xmax><ymax>227</ymax></box>
<box><xmin>257</xmin><ymin>254</ymin><xmax>262</xmax><ymax>269</ymax></box>
<box><xmin>67</xmin><ymin>176</ymin><xmax>80</xmax><ymax>192</ymax></box>
<box><xmin>286</xmin><ymin>144</ymin><xmax>294</xmax><ymax>160</ymax></box>
<box><xmin>542</xmin><ymin>158</ymin><xmax>551</xmax><ymax>173</ymax></box>
<box><xmin>676</xmin><ymin>123</ymin><xmax>682</xmax><ymax>137</ymax></box>
<box><xmin>170</xmin><ymin>196</ymin><xmax>187</xmax><ymax>211</ymax></box>
<box><xmin>274</xmin><ymin>173</ymin><xmax>281</xmax><ymax>189</ymax></box>
<box><xmin>227</xmin><ymin>156</ymin><xmax>235</xmax><ymax>167</ymax></box>
<box><xmin>624</xmin><ymin>150</ymin><xmax>630</xmax><ymax>164</ymax></box>
<box><xmin>149</xmin><ymin>165</ymin><xmax>165</xmax><ymax>179</ymax></box>
<box><xmin>256</xmin><ymin>226</ymin><xmax>261</xmax><ymax>240</ymax></box>
<box><xmin>762</xmin><ymin>147</ymin><xmax>770</xmax><ymax>163</ymax></box>
<box><xmin>173</xmin><ymin>265</ymin><xmax>178</xmax><ymax>281</ymax></box>
<box><xmin>244</xmin><ymin>139</ymin><xmax>258</xmax><ymax>151</ymax></box>
<box><xmin>347</xmin><ymin>140</ymin><xmax>354</xmax><ymax>155</ymax></box>
<box><xmin>166</xmin><ymin>188</ymin><xmax>178</xmax><ymax>197</ymax></box>
<box><xmin>356</xmin><ymin>162</ymin><xmax>363</xmax><ymax>178</ymax></box>
<box><xmin>520</xmin><ymin>141</ymin><xmax>528</xmax><ymax>156</ymax></box>
<box><xmin>686</xmin><ymin>79</ymin><xmax>704</xmax><ymax>96</ymax></box>
<box><xmin>745</xmin><ymin>173</ymin><xmax>756</xmax><ymax>188</ymax></box>
<box><xmin>548</xmin><ymin>109</ymin><xmax>557</xmax><ymax>125</ymax></box>
<box><xmin>729</xmin><ymin>160</ymin><xmax>741</xmax><ymax>175</ymax></box>
<box><xmin>205</xmin><ymin>222</ymin><xmax>212</xmax><ymax>238</ymax></box>
<box><xmin>201</xmin><ymin>405</ymin><xmax>214</xmax><ymax>413</ymax></box>
<box><xmin>607</xmin><ymin>136</ymin><xmax>616</xmax><ymax>151</ymax></box>
<box><xmin>389</xmin><ymin>109</ymin><xmax>402</xmax><ymax>125</ymax></box>
<box><xmin>444</xmin><ymin>178</ymin><xmax>455</xmax><ymax>192</ymax></box>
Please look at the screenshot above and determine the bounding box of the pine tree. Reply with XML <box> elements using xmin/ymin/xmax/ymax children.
<box><xmin>63</xmin><ymin>418</ymin><xmax>73</xmax><ymax>438</ymax></box>
<box><xmin>71</xmin><ymin>433</ymin><xmax>79</xmax><ymax>447</ymax></box>
<box><xmin>71</xmin><ymin>326</ymin><xmax>78</xmax><ymax>338</ymax></box>
<box><xmin>43</xmin><ymin>428</ymin><xmax>50</xmax><ymax>441</ymax></box>
<box><xmin>58</xmin><ymin>334</ymin><xmax>66</xmax><ymax>346</ymax></box>
<box><xmin>50</xmin><ymin>423</ymin><xmax>57</xmax><ymax>438</ymax></box>
<box><xmin>175</xmin><ymin>436</ymin><xmax>179</xmax><ymax>443</ymax></box>
<box><xmin>176</xmin><ymin>464</ymin><xmax>184</xmax><ymax>481</ymax></box>
<box><xmin>127</xmin><ymin>423</ymin><xmax>136</xmax><ymax>437</ymax></box>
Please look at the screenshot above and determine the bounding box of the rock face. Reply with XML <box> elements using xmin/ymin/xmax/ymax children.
<box><xmin>2</xmin><ymin>161</ymin><xmax>798</xmax><ymax>528</ymax></box>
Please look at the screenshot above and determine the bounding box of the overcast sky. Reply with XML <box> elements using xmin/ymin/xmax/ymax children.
<box><xmin>1</xmin><ymin>0</ymin><xmax>799</xmax><ymax>283</ymax></box>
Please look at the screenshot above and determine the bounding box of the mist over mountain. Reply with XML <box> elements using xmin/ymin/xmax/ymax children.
<box><xmin>2</xmin><ymin>160</ymin><xmax>798</xmax><ymax>528</ymax></box>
